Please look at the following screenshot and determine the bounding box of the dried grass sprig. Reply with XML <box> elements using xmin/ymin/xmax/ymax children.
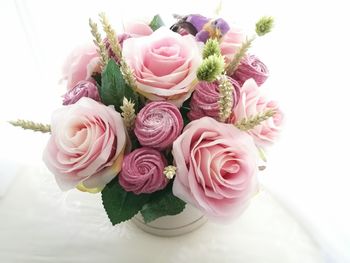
<box><xmin>89</xmin><ymin>18</ymin><xmax>108</xmax><ymax>68</ymax></box>
<box><xmin>218</xmin><ymin>75</ymin><xmax>233</xmax><ymax>122</ymax></box>
<box><xmin>9</xmin><ymin>119</ymin><xmax>51</xmax><ymax>133</ymax></box>
<box><xmin>98</xmin><ymin>12</ymin><xmax>122</xmax><ymax>60</ymax></box>
<box><xmin>225</xmin><ymin>36</ymin><xmax>255</xmax><ymax>76</ymax></box>
<box><xmin>120</xmin><ymin>97</ymin><xmax>136</xmax><ymax>130</ymax></box>
<box><xmin>235</xmin><ymin>109</ymin><xmax>276</xmax><ymax>131</ymax></box>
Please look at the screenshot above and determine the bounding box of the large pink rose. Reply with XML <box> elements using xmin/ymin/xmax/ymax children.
<box><xmin>43</xmin><ymin>97</ymin><xmax>127</xmax><ymax>192</ymax></box>
<box><xmin>232</xmin><ymin>79</ymin><xmax>283</xmax><ymax>148</ymax></box>
<box><xmin>220</xmin><ymin>25</ymin><xmax>246</xmax><ymax>62</ymax></box>
<box><xmin>172</xmin><ymin>117</ymin><xmax>258</xmax><ymax>220</ymax></box>
<box><xmin>122</xmin><ymin>27</ymin><xmax>201</xmax><ymax>106</ymax></box>
<box><xmin>62</xmin><ymin>43</ymin><xmax>100</xmax><ymax>90</ymax></box>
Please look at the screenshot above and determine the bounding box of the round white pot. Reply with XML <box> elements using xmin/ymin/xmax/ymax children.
<box><xmin>132</xmin><ymin>204</ymin><xmax>208</xmax><ymax>237</ymax></box>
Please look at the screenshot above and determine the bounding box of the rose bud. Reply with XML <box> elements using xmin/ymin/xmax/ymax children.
<box><xmin>188</xmin><ymin>77</ymin><xmax>240</xmax><ymax>121</ymax></box>
<box><xmin>134</xmin><ymin>101</ymin><xmax>183</xmax><ymax>150</ymax></box>
<box><xmin>119</xmin><ymin>147</ymin><xmax>168</xmax><ymax>194</ymax></box>
<box><xmin>233</xmin><ymin>55</ymin><xmax>269</xmax><ymax>86</ymax></box>
<box><xmin>62</xmin><ymin>80</ymin><xmax>100</xmax><ymax>105</ymax></box>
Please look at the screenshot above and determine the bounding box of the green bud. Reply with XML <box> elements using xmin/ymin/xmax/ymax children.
<box><xmin>255</xmin><ymin>16</ymin><xmax>274</xmax><ymax>36</ymax></box>
<box><xmin>196</xmin><ymin>54</ymin><xmax>225</xmax><ymax>82</ymax></box>
<box><xmin>202</xmin><ymin>39</ymin><xmax>221</xmax><ymax>59</ymax></box>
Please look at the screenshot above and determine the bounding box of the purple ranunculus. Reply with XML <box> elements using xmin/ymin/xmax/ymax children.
<box><xmin>188</xmin><ymin>77</ymin><xmax>240</xmax><ymax>121</ymax></box>
<box><xmin>233</xmin><ymin>55</ymin><xmax>269</xmax><ymax>86</ymax></box>
<box><xmin>119</xmin><ymin>147</ymin><xmax>168</xmax><ymax>194</ymax></box>
<box><xmin>134</xmin><ymin>101</ymin><xmax>183</xmax><ymax>150</ymax></box>
<box><xmin>62</xmin><ymin>80</ymin><xmax>100</xmax><ymax>105</ymax></box>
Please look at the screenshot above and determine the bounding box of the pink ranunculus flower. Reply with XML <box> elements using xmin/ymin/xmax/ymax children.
<box><xmin>62</xmin><ymin>80</ymin><xmax>100</xmax><ymax>105</ymax></box>
<box><xmin>119</xmin><ymin>147</ymin><xmax>168</xmax><ymax>194</ymax></box>
<box><xmin>188</xmin><ymin>77</ymin><xmax>241</xmax><ymax>121</ymax></box>
<box><xmin>231</xmin><ymin>79</ymin><xmax>283</xmax><ymax>148</ymax></box>
<box><xmin>220</xmin><ymin>25</ymin><xmax>246</xmax><ymax>62</ymax></box>
<box><xmin>43</xmin><ymin>97</ymin><xmax>127</xmax><ymax>191</ymax></box>
<box><xmin>233</xmin><ymin>55</ymin><xmax>269</xmax><ymax>86</ymax></box>
<box><xmin>62</xmin><ymin>43</ymin><xmax>100</xmax><ymax>90</ymax></box>
<box><xmin>122</xmin><ymin>27</ymin><xmax>201</xmax><ymax>107</ymax></box>
<box><xmin>172</xmin><ymin>117</ymin><xmax>258</xmax><ymax>220</ymax></box>
<box><xmin>134</xmin><ymin>101</ymin><xmax>183</xmax><ymax>150</ymax></box>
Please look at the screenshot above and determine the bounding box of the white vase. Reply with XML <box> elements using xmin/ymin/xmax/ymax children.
<box><xmin>132</xmin><ymin>204</ymin><xmax>208</xmax><ymax>237</ymax></box>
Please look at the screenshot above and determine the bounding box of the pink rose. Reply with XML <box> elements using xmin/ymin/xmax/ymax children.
<box><xmin>124</xmin><ymin>21</ymin><xmax>153</xmax><ymax>36</ymax></box>
<box><xmin>62</xmin><ymin>43</ymin><xmax>100</xmax><ymax>90</ymax></box>
<box><xmin>119</xmin><ymin>147</ymin><xmax>168</xmax><ymax>194</ymax></box>
<box><xmin>122</xmin><ymin>27</ymin><xmax>201</xmax><ymax>106</ymax></box>
<box><xmin>233</xmin><ymin>55</ymin><xmax>269</xmax><ymax>86</ymax></box>
<box><xmin>43</xmin><ymin>97</ymin><xmax>127</xmax><ymax>191</ymax></box>
<box><xmin>135</xmin><ymin>101</ymin><xmax>183</xmax><ymax>150</ymax></box>
<box><xmin>220</xmin><ymin>26</ymin><xmax>246</xmax><ymax>62</ymax></box>
<box><xmin>188</xmin><ymin>77</ymin><xmax>241</xmax><ymax>121</ymax></box>
<box><xmin>172</xmin><ymin>117</ymin><xmax>258</xmax><ymax>220</ymax></box>
<box><xmin>232</xmin><ymin>79</ymin><xmax>283</xmax><ymax>148</ymax></box>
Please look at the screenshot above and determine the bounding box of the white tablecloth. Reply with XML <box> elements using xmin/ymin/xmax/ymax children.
<box><xmin>0</xmin><ymin>163</ymin><xmax>326</xmax><ymax>263</ymax></box>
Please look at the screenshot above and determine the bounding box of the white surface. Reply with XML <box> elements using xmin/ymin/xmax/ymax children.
<box><xmin>0</xmin><ymin>163</ymin><xmax>325</xmax><ymax>263</ymax></box>
<box><xmin>1</xmin><ymin>0</ymin><xmax>350</xmax><ymax>262</ymax></box>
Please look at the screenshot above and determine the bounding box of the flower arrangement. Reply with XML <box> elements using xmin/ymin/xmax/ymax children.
<box><xmin>10</xmin><ymin>12</ymin><xmax>282</xmax><ymax>225</ymax></box>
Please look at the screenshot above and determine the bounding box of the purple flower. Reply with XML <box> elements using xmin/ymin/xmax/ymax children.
<box><xmin>188</xmin><ymin>77</ymin><xmax>240</xmax><ymax>121</ymax></box>
<box><xmin>171</xmin><ymin>14</ymin><xmax>230</xmax><ymax>43</ymax></box>
<box><xmin>62</xmin><ymin>80</ymin><xmax>100</xmax><ymax>105</ymax></box>
<box><xmin>196</xmin><ymin>18</ymin><xmax>230</xmax><ymax>42</ymax></box>
<box><xmin>134</xmin><ymin>101</ymin><xmax>183</xmax><ymax>150</ymax></box>
<box><xmin>233</xmin><ymin>55</ymin><xmax>269</xmax><ymax>86</ymax></box>
<box><xmin>119</xmin><ymin>147</ymin><xmax>168</xmax><ymax>194</ymax></box>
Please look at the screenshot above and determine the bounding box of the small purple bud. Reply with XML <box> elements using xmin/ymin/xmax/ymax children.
<box><xmin>62</xmin><ymin>80</ymin><xmax>100</xmax><ymax>105</ymax></box>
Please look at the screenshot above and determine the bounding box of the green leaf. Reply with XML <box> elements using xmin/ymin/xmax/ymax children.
<box><xmin>149</xmin><ymin>14</ymin><xmax>165</xmax><ymax>31</ymax></box>
<box><xmin>180</xmin><ymin>98</ymin><xmax>191</xmax><ymax>127</ymax></box>
<box><xmin>100</xmin><ymin>59</ymin><xmax>139</xmax><ymax>112</ymax></box>
<box><xmin>141</xmin><ymin>183</ymin><xmax>186</xmax><ymax>223</ymax></box>
<box><xmin>91</xmin><ymin>72</ymin><xmax>102</xmax><ymax>86</ymax></box>
<box><xmin>102</xmin><ymin>178</ymin><xmax>150</xmax><ymax>225</ymax></box>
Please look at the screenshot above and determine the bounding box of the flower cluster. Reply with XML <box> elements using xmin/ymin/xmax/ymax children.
<box><xmin>13</xmin><ymin>13</ymin><xmax>282</xmax><ymax>225</ymax></box>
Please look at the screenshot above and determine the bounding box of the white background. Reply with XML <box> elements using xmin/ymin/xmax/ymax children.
<box><xmin>0</xmin><ymin>0</ymin><xmax>349</xmax><ymax>262</ymax></box>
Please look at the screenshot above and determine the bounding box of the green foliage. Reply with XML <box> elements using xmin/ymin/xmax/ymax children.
<box><xmin>99</xmin><ymin>59</ymin><xmax>139</xmax><ymax>112</ymax></box>
<box><xmin>196</xmin><ymin>54</ymin><xmax>225</xmax><ymax>82</ymax></box>
<box><xmin>202</xmin><ymin>39</ymin><xmax>221</xmax><ymax>59</ymax></box>
<box><xmin>92</xmin><ymin>72</ymin><xmax>102</xmax><ymax>86</ymax></box>
<box><xmin>149</xmin><ymin>14</ymin><xmax>165</xmax><ymax>31</ymax></box>
<box><xmin>255</xmin><ymin>16</ymin><xmax>274</xmax><ymax>36</ymax></box>
<box><xmin>141</xmin><ymin>183</ymin><xmax>186</xmax><ymax>223</ymax></box>
<box><xmin>102</xmin><ymin>177</ymin><xmax>150</xmax><ymax>225</ymax></box>
<box><xmin>180</xmin><ymin>98</ymin><xmax>191</xmax><ymax>127</ymax></box>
